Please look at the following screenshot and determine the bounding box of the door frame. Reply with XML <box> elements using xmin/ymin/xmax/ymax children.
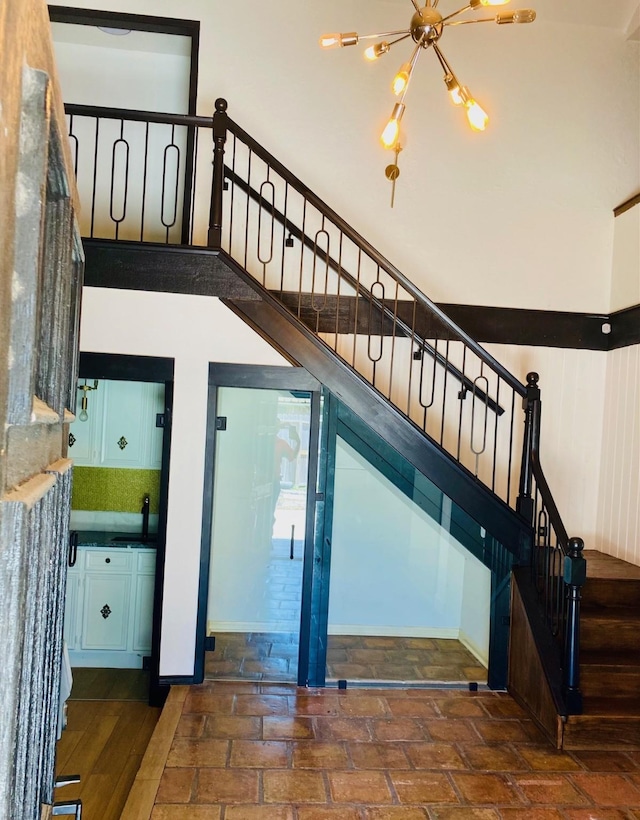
<box><xmin>194</xmin><ymin>362</ymin><xmax>322</xmax><ymax>685</ymax></box>
<box><xmin>48</xmin><ymin>6</ymin><xmax>200</xmax><ymax>244</ymax></box>
<box><xmin>78</xmin><ymin>351</ymin><xmax>174</xmax><ymax>706</ymax></box>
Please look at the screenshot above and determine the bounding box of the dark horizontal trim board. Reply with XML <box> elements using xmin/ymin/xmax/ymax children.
<box><xmin>79</xmin><ymin>351</ymin><xmax>174</xmax><ymax>382</ymax></box>
<box><xmin>278</xmin><ymin>293</ymin><xmax>635</xmax><ymax>352</ymax></box>
<box><xmin>609</xmin><ymin>304</ymin><xmax>640</xmax><ymax>350</ymax></box>
<box><xmin>48</xmin><ymin>6</ymin><xmax>199</xmax><ymax>37</ymax></box>
<box><xmin>83</xmin><ymin>240</ymin><xmax>258</xmax><ymax>300</ymax></box>
<box><xmin>81</xmin><ymin>239</ymin><xmax>640</xmax><ymax>351</ymax></box>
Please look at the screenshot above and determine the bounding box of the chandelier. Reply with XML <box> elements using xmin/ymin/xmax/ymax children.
<box><xmin>320</xmin><ymin>0</ymin><xmax>536</xmax><ymax>203</ymax></box>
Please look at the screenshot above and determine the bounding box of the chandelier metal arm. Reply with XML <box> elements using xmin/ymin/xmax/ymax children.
<box><xmin>409</xmin><ymin>0</ymin><xmax>422</xmax><ymax>12</ymax></box>
<box><xmin>432</xmin><ymin>43</ymin><xmax>455</xmax><ymax>77</ymax></box>
<box><xmin>439</xmin><ymin>5</ymin><xmax>474</xmax><ymax>24</ymax></box>
<box><xmin>357</xmin><ymin>29</ymin><xmax>412</xmax><ymax>41</ymax></box>
<box><xmin>444</xmin><ymin>17</ymin><xmax>495</xmax><ymax>26</ymax></box>
<box><xmin>399</xmin><ymin>40</ymin><xmax>426</xmax><ymax>103</ymax></box>
<box><xmin>387</xmin><ymin>33</ymin><xmax>414</xmax><ymax>48</ymax></box>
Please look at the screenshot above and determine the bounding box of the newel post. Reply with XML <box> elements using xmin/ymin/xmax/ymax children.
<box><xmin>563</xmin><ymin>536</ymin><xmax>586</xmax><ymax>714</ymax></box>
<box><xmin>208</xmin><ymin>98</ymin><xmax>228</xmax><ymax>249</ymax></box>
<box><xmin>516</xmin><ymin>372</ymin><xmax>541</xmax><ymax>526</ymax></box>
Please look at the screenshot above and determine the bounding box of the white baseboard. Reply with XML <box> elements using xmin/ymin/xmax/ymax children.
<box><xmin>458</xmin><ymin>630</ymin><xmax>489</xmax><ymax>667</ymax></box>
<box><xmin>327</xmin><ymin>624</ymin><xmax>460</xmax><ymax>639</ymax></box>
<box><xmin>68</xmin><ymin>649</ymin><xmax>147</xmax><ymax>669</ymax></box>
<box><xmin>207</xmin><ymin>621</ymin><xmax>299</xmax><ymax>635</ymax></box>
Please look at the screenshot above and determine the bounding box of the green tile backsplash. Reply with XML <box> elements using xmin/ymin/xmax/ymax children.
<box><xmin>72</xmin><ymin>467</ymin><xmax>161</xmax><ymax>513</ymax></box>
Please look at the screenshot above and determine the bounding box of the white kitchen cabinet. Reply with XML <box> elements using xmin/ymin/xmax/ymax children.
<box><xmin>82</xmin><ymin>572</ymin><xmax>131</xmax><ymax>650</ymax></box>
<box><xmin>133</xmin><ymin>571</ymin><xmax>156</xmax><ymax>651</ymax></box>
<box><xmin>69</xmin><ymin>379</ymin><xmax>164</xmax><ymax>469</ymax></box>
<box><xmin>64</xmin><ymin>546</ymin><xmax>156</xmax><ymax>668</ymax></box>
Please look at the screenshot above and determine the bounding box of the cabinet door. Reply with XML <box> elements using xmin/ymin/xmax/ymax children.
<box><xmin>101</xmin><ymin>381</ymin><xmax>149</xmax><ymax>468</ymax></box>
<box><xmin>81</xmin><ymin>573</ymin><xmax>131</xmax><ymax>650</ymax></box>
<box><xmin>63</xmin><ymin>571</ymin><xmax>81</xmax><ymax>650</ymax></box>
<box><xmin>133</xmin><ymin>572</ymin><xmax>155</xmax><ymax>652</ymax></box>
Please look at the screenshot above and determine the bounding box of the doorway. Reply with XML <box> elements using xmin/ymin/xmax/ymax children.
<box><xmin>71</xmin><ymin>352</ymin><xmax>174</xmax><ymax>705</ymax></box>
<box><xmin>197</xmin><ymin>364</ymin><xmax>322</xmax><ymax>686</ymax></box>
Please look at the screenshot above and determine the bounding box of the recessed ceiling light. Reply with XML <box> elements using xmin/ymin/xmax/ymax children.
<box><xmin>97</xmin><ymin>26</ymin><xmax>132</xmax><ymax>36</ymax></box>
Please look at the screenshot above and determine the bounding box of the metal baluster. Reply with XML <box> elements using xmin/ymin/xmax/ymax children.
<box><xmin>109</xmin><ymin>119</ymin><xmax>130</xmax><ymax>240</ymax></box>
<box><xmin>160</xmin><ymin>124</ymin><xmax>181</xmax><ymax>243</ymax></box>
<box><xmin>297</xmin><ymin>199</ymin><xmax>307</xmax><ymax>319</ymax></box>
<box><xmin>333</xmin><ymin>232</ymin><xmax>344</xmax><ymax>353</ymax></box>
<box><xmin>257</xmin><ymin>177</ymin><xmax>276</xmax><ymax>286</ymax></box>
<box><xmin>227</xmin><ymin>132</ymin><xmax>237</xmax><ymax>252</ymax></box>
<box><xmin>279</xmin><ymin>181</ymin><xmax>289</xmax><ymax>296</ymax></box>
<box><xmin>506</xmin><ymin>390</ymin><xmax>516</xmax><ymax>505</ymax></box>
<box><xmin>90</xmin><ymin>117</ymin><xmax>99</xmax><ymax>237</ymax></box>
<box><xmin>439</xmin><ymin>339</ymin><xmax>451</xmax><ymax>447</ymax></box>
<box><xmin>456</xmin><ymin>346</ymin><xmax>468</xmax><ymax>462</ymax></box>
<box><xmin>387</xmin><ymin>280</ymin><xmax>400</xmax><ymax>401</ymax></box>
<box><xmin>351</xmin><ymin>248</ymin><xmax>362</xmax><ymax>369</ymax></box>
<box><xmin>189</xmin><ymin>126</ymin><xmax>199</xmax><ymax>246</ymax></box>
<box><xmin>140</xmin><ymin>121</ymin><xmax>149</xmax><ymax>242</ymax></box>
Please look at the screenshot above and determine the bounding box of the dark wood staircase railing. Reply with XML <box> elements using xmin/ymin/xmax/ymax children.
<box><xmin>64</xmin><ymin>98</ymin><xmax>590</xmax><ymax>728</ymax></box>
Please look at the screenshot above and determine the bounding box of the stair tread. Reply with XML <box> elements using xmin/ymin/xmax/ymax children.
<box><xmin>583</xmin><ymin>550</ymin><xmax>640</xmax><ymax>580</ymax></box>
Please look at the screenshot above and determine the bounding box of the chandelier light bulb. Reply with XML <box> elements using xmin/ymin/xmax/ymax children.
<box><xmin>480</xmin><ymin>0</ymin><xmax>511</xmax><ymax>6</ymax></box>
<box><xmin>79</xmin><ymin>396</ymin><xmax>89</xmax><ymax>422</ymax></box>
<box><xmin>319</xmin><ymin>32</ymin><xmax>358</xmax><ymax>49</ymax></box>
<box><xmin>364</xmin><ymin>41</ymin><xmax>390</xmax><ymax>61</ymax></box>
<box><xmin>465</xmin><ymin>98</ymin><xmax>489</xmax><ymax>131</ymax></box>
<box><xmin>496</xmin><ymin>9</ymin><xmax>536</xmax><ymax>22</ymax></box>
<box><xmin>444</xmin><ymin>74</ymin><xmax>463</xmax><ymax>105</ymax></box>
<box><xmin>392</xmin><ymin>63</ymin><xmax>412</xmax><ymax>95</ymax></box>
<box><xmin>380</xmin><ymin>103</ymin><xmax>405</xmax><ymax>149</ymax></box>
<box><xmin>514</xmin><ymin>9</ymin><xmax>536</xmax><ymax>22</ymax></box>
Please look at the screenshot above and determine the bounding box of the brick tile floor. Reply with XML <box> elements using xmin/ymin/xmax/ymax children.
<box><xmin>150</xmin><ymin>682</ymin><xmax>640</xmax><ymax>819</ymax></box>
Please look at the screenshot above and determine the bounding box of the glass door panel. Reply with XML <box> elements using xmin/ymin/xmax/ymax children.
<box><xmin>206</xmin><ymin>386</ymin><xmax>312</xmax><ymax>681</ymax></box>
<box><xmin>326</xmin><ymin>422</ymin><xmax>491</xmax><ymax>687</ymax></box>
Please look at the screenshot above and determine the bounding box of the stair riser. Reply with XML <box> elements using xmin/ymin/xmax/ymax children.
<box><xmin>563</xmin><ymin>717</ymin><xmax>640</xmax><ymax>750</ymax></box>
<box><xmin>580</xmin><ymin>668</ymin><xmax>640</xmax><ymax>699</ymax></box>
<box><xmin>582</xmin><ymin>578</ymin><xmax>640</xmax><ymax>609</ymax></box>
<box><xmin>580</xmin><ymin>619</ymin><xmax>640</xmax><ymax>653</ymax></box>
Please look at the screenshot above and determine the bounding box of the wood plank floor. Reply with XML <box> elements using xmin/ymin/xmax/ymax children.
<box><xmin>55</xmin><ymin>671</ymin><xmax>161</xmax><ymax>819</ymax></box>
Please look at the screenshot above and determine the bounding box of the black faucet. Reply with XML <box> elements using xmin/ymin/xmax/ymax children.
<box><xmin>141</xmin><ymin>494</ymin><xmax>150</xmax><ymax>541</ymax></box>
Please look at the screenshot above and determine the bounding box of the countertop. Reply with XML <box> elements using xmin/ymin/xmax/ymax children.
<box><xmin>74</xmin><ymin>530</ymin><xmax>158</xmax><ymax>549</ymax></box>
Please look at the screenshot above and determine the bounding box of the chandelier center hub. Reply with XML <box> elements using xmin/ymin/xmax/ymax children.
<box><xmin>411</xmin><ymin>7</ymin><xmax>444</xmax><ymax>45</ymax></box>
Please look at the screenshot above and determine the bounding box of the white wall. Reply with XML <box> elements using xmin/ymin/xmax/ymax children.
<box><xmin>611</xmin><ymin>206</ymin><xmax>640</xmax><ymax>312</ymax></box>
<box><xmin>51</xmin><ymin>24</ymin><xmax>191</xmax><ymax>113</ymax></box>
<box><xmin>596</xmin><ymin>345</ymin><xmax>640</xmax><ymax>565</ymax></box>
<box><xmin>78</xmin><ymin>288</ymin><xmax>288</xmax><ymax>676</ymax></box>
<box><xmin>328</xmin><ymin>439</ymin><xmax>491</xmax><ymax>665</ymax></box>
<box><xmin>597</xmin><ymin>200</ymin><xmax>640</xmax><ymax>566</ymax></box>
<box><xmin>484</xmin><ymin>344</ymin><xmax>608</xmax><ymax>548</ymax></box>
<box><xmin>49</xmin><ymin>0</ymin><xmax>640</xmax><ymax>313</ymax></box>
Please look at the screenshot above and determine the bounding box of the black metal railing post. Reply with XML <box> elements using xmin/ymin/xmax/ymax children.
<box><xmin>516</xmin><ymin>371</ymin><xmax>540</xmax><ymax>525</ymax></box>
<box><xmin>563</xmin><ymin>536</ymin><xmax>586</xmax><ymax>714</ymax></box>
<box><xmin>208</xmin><ymin>98</ymin><xmax>228</xmax><ymax>249</ymax></box>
